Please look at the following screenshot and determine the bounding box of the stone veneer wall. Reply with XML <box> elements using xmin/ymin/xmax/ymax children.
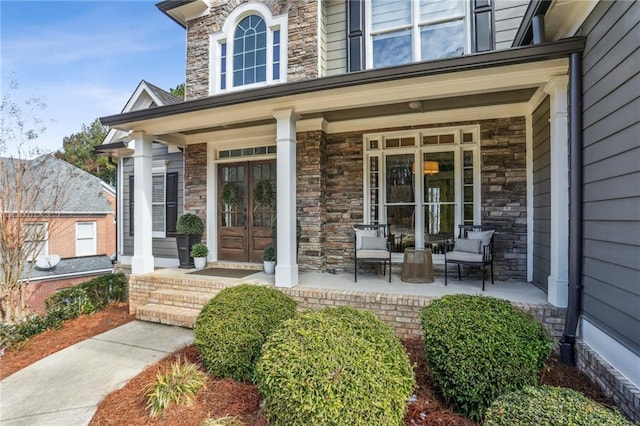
<box><xmin>296</xmin><ymin>131</ymin><xmax>328</xmax><ymax>271</ymax></box>
<box><xmin>315</xmin><ymin>117</ymin><xmax>528</xmax><ymax>279</ymax></box>
<box><xmin>185</xmin><ymin>0</ymin><xmax>318</xmax><ymax>100</ymax></box>
<box><xmin>575</xmin><ymin>341</ymin><xmax>640</xmax><ymax>423</ymax></box>
<box><xmin>184</xmin><ymin>143</ymin><xmax>208</xmax><ymax>239</ymax></box>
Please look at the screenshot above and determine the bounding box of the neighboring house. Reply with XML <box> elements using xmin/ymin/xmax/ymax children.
<box><xmin>0</xmin><ymin>156</ymin><xmax>116</xmax><ymax>313</ymax></box>
<box><xmin>97</xmin><ymin>0</ymin><xmax>638</xmax><ymax>419</ymax></box>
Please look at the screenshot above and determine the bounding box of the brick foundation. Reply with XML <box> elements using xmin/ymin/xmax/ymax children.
<box><xmin>25</xmin><ymin>274</ymin><xmax>110</xmax><ymax>314</ymax></box>
<box><xmin>575</xmin><ymin>340</ymin><xmax>640</xmax><ymax>422</ymax></box>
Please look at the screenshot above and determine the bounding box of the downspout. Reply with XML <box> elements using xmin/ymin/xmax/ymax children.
<box><xmin>560</xmin><ymin>52</ymin><xmax>584</xmax><ymax>365</ymax></box>
<box><xmin>108</xmin><ymin>156</ymin><xmax>118</xmax><ymax>266</ymax></box>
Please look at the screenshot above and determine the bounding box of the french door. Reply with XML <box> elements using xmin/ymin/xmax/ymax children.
<box><xmin>218</xmin><ymin>161</ymin><xmax>276</xmax><ymax>262</ymax></box>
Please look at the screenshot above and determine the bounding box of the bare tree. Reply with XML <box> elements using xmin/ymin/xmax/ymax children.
<box><xmin>0</xmin><ymin>81</ymin><xmax>73</xmax><ymax>323</ymax></box>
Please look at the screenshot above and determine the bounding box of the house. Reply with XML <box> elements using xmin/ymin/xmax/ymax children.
<box><xmin>97</xmin><ymin>0</ymin><xmax>639</xmax><ymax>420</ymax></box>
<box><xmin>0</xmin><ymin>155</ymin><xmax>116</xmax><ymax>313</ymax></box>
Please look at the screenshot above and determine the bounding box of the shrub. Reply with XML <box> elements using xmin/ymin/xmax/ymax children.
<box><xmin>144</xmin><ymin>359</ymin><xmax>207</xmax><ymax>417</ymax></box>
<box><xmin>194</xmin><ymin>284</ymin><xmax>296</xmax><ymax>381</ymax></box>
<box><xmin>1</xmin><ymin>273</ymin><xmax>126</xmax><ymax>350</ymax></box>
<box><xmin>420</xmin><ymin>295</ymin><xmax>553</xmax><ymax>421</ymax></box>
<box><xmin>190</xmin><ymin>243</ymin><xmax>209</xmax><ymax>258</ymax></box>
<box><xmin>262</xmin><ymin>246</ymin><xmax>275</xmax><ymax>261</ymax></box>
<box><xmin>45</xmin><ymin>273</ymin><xmax>127</xmax><ymax>319</ymax></box>
<box><xmin>485</xmin><ymin>385</ymin><xmax>633</xmax><ymax>426</ymax></box>
<box><xmin>255</xmin><ymin>307</ymin><xmax>416</xmax><ymax>426</ymax></box>
<box><xmin>176</xmin><ymin>213</ymin><xmax>204</xmax><ymax>235</ymax></box>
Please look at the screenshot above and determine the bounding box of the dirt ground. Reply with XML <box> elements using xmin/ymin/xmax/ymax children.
<box><xmin>1</xmin><ymin>304</ymin><xmax>616</xmax><ymax>425</ymax></box>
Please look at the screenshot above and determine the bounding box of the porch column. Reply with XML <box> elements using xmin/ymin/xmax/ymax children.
<box><xmin>131</xmin><ymin>132</ymin><xmax>155</xmax><ymax>274</ymax></box>
<box><xmin>273</xmin><ymin>109</ymin><xmax>299</xmax><ymax>288</ymax></box>
<box><xmin>544</xmin><ymin>77</ymin><xmax>569</xmax><ymax>307</ymax></box>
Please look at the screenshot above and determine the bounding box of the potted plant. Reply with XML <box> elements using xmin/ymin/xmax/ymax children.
<box><xmin>176</xmin><ymin>213</ymin><xmax>204</xmax><ymax>269</ymax></box>
<box><xmin>190</xmin><ymin>243</ymin><xmax>209</xmax><ymax>270</ymax></box>
<box><xmin>262</xmin><ymin>246</ymin><xmax>276</xmax><ymax>275</ymax></box>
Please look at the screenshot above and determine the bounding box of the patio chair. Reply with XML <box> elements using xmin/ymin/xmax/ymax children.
<box><xmin>353</xmin><ymin>224</ymin><xmax>392</xmax><ymax>282</ymax></box>
<box><xmin>444</xmin><ymin>225</ymin><xmax>495</xmax><ymax>291</ymax></box>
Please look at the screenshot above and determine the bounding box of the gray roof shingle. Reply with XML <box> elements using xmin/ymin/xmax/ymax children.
<box><xmin>143</xmin><ymin>80</ymin><xmax>184</xmax><ymax>106</ymax></box>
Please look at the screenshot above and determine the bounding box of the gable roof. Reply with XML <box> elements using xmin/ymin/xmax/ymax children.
<box><xmin>0</xmin><ymin>155</ymin><xmax>114</xmax><ymax>214</ymax></box>
<box><xmin>99</xmin><ymin>80</ymin><xmax>184</xmax><ymax>148</ymax></box>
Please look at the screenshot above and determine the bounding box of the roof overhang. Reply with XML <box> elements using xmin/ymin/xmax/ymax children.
<box><xmin>156</xmin><ymin>0</ymin><xmax>207</xmax><ymax>28</ymax></box>
<box><xmin>100</xmin><ymin>37</ymin><xmax>584</xmax><ymax>142</ymax></box>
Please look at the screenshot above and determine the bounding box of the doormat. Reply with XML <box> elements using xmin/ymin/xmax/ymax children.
<box><xmin>188</xmin><ymin>268</ymin><xmax>258</xmax><ymax>278</ymax></box>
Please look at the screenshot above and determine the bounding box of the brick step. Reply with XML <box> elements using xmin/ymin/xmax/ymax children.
<box><xmin>137</xmin><ymin>303</ymin><xmax>200</xmax><ymax>328</ymax></box>
<box><xmin>148</xmin><ymin>288</ymin><xmax>218</xmax><ymax>309</ymax></box>
<box><xmin>131</xmin><ymin>276</ymin><xmax>233</xmax><ymax>293</ymax></box>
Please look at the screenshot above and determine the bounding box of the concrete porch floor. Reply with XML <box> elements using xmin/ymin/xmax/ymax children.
<box><xmin>147</xmin><ymin>264</ymin><xmax>548</xmax><ymax>306</ymax></box>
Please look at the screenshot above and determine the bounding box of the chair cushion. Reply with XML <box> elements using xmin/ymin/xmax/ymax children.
<box><xmin>446</xmin><ymin>251</ymin><xmax>484</xmax><ymax>263</ymax></box>
<box><xmin>355</xmin><ymin>229</ymin><xmax>377</xmax><ymax>249</ymax></box>
<box><xmin>454</xmin><ymin>238</ymin><xmax>482</xmax><ymax>254</ymax></box>
<box><xmin>356</xmin><ymin>249</ymin><xmax>390</xmax><ymax>259</ymax></box>
<box><xmin>361</xmin><ymin>236</ymin><xmax>387</xmax><ymax>250</ymax></box>
<box><xmin>467</xmin><ymin>230</ymin><xmax>494</xmax><ymax>247</ymax></box>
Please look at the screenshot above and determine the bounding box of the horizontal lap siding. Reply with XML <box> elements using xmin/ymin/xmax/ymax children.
<box><xmin>122</xmin><ymin>145</ymin><xmax>184</xmax><ymax>258</ymax></box>
<box><xmin>326</xmin><ymin>0</ymin><xmax>346</xmax><ymax>76</ymax></box>
<box><xmin>532</xmin><ymin>97</ymin><xmax>551</xmax><ymax>290</ymax></box>
<box><xmin>494</xmin><ymin>0</ymin><xmax>529</xmax><ymax>50</ymax></box>
<box><xmin>581</xmin><ymin>0</ymin><xmax>640</xmax><ymax>355</ymax></box>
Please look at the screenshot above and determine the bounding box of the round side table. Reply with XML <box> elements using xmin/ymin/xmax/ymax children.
<box><xmin>401</xmin><ymin>249</ymin><xmax>434</xmax><ymax>283</ymax></box>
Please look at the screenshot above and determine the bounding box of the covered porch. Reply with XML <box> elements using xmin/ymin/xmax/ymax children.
<box><xmin>127</xmin><ymin>264</ymin><xmax>564</xmax><ymax>340</ymax></box>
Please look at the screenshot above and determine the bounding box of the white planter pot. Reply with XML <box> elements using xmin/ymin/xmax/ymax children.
<box><xmin>263</xmin><ymin>260</ymin><xmax>276</xmax><ymax>275</ymax></box>
<box><xmin>194</xmin><ymin>257</ymin><xmax>207</xmax><ymax>270</ymax></box>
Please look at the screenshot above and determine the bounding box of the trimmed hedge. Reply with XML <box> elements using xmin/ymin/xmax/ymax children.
<box><xmin>255</xmin><ymin>307</ymin><xmax>416</xmax><ymax>426</ymax></box>
<box><xmin>194</xmin><ymin>284</ymin><xmax>296</xmax><ymax>382</ymax></box>
<box><xmin>485</xmin><ymin>385</ymin><xmax>633</xmax><ymax>425</ymax></box>
<box><xmin>420</xmin><ymin>295</ymin><xmax>553</xmax><ymax>421</ymax></box>
<box><xmin>1</xmin><ymin>273</ymin><xmax>127</xmax><ymax>349</ymax></box>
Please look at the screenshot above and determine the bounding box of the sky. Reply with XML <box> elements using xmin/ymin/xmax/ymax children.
<box><xmin>1</xmin><ymin>0</ymin><xmax>186</xmax><ymax>155</ymax></box>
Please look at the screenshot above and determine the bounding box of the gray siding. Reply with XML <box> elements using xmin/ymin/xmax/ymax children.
<box><xmin>326</xmin><ymin>0</ymin><xmax>346</xmax><ymax>76</ymax></box>
<box><xmin>319</xmin><ymin>0</ymin><xmax>327</xmax><ymax>76</ymax></box>
<box><xmin>123</xmin><ymin>143</ymin><xmax>184</xmax><ymax>258</ymax></box>
<box><xmin>494</xmin><ymin>0</ymin><xmax>529</xmax><ymax>50</ymax></box>
<box><xmin>580</xmin><ymin>0</ymin><xmax>640</xmax><ymax>355</ymax></box>
<box><xmin>532</xmin><ymin>96</ymin><xmax>551</xmax><ymax>291</ymax></box>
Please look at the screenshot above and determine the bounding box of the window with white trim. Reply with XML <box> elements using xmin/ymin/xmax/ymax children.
<box><xmin>367</xmin><ymin>0</ymin><xmax>470</xmax><ymax>68</ymax></box>
<box><xmin>24</xmin><ymin>222</ymin><xmax>48</xmax><ymax>260</ymax></box>
<box><xmin>364</xmin><ymin>126</ymin><xmax>480</xmax><ymax>253</ymax></box>
<box><xmin>76</xmin><ymin>222</ymin><xmax>97</xmax><ymax>256</ymax></box>
<box><xmin>211</xmin><ymin>2</ymin><xmax>288</xmax><ymax>94</ymax></box>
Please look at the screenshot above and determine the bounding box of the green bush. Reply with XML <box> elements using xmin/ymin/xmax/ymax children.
<box><xmin>485</xmin><ymin>385</ymin><xmax>633</xmax><ymax>426</ymax></box>
<box><xmin>420</xmin><ymin>295</ymin><xmax>553</xmax><ymax>421</ymax></box>
<box><xmin>194</xmin><ymin>284</ymin><xmax>296</xmax><ymax>381</ymax></box>
<box><xmin>176</xmin><ymin>213</ymin><xmax>204</xmax><ymax>235</ymax></box>
<box><xmin>190</xmin><ymin>243</ymin><xmax>209</xmax><ymax>258</ymax></box>
<box><xmin>45</xmin><ymin>272</ymin><xmax>127</xmax><ymax>318</ymax></box>
<box><xmin>1</xmin><ymin>273</ymin><xmax>126</xmax><ymax>350</ymax></box>
<box><xmin>255</xmin><ymin>307</ymin><xmax>416</xmax><ymax>426</ymax></box>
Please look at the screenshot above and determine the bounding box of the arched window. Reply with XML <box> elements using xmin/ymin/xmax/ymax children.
<box><xmin>233</xmin><ymin>15</ymin><xmax>267</xmax><ymax>86</ymax></box>
<box><xmin>211</xmin><ymin>3</ymin><xmax>287</xmax><ymax>94</ymax></box>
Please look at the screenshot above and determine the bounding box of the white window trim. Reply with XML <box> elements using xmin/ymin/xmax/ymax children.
<box><xmin>75</xmin><ymin>221</ymin><xmax>97</xmax><ymax>257</ymax></box>
<box><xmin>152</xmin><ymin>161</ymin><xmax>168</xmax><ymax>239</ymax></box>
<box><xmin>365</xmin><ymin>1</ymin><xmax>471</xmax><ymax>69</ymax></box>
<box><xmin>25</xmin><ymin>222</ymin><xmax>49</xmax><ymax>261</ymax></box>
<box><xmin>363</xmin><ymin>125</ymin><xmax>481</xmax><ymax>252</ymax></box>
<box><xmin>210</xmin><ymin>2</ymin><xmax>288</xmax><ymax>95</ymax></box>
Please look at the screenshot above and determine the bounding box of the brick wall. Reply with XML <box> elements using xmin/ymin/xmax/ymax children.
<box><xmin>576</xmin><ymin>340</ymin><xmax>640</xmax><ymax>422</ymax></box>
<box><xmin>25</xmin><ymin>274</ymin><xmax>108</xmax><ymax>314</ymax></box>
<box><xmin>185</xmin><ymin>0</ymin><xmax>318</xmax><ymax>100</ymax></box>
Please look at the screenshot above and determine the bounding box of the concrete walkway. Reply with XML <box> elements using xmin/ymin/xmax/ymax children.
<box><xmin>0</xmin><ymin>321</ymin><xmax>193</xmax><ymax>426</ymax></box>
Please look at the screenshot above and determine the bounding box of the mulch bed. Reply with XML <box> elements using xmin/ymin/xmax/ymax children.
<box><xmin>1</xmin><ymin>304</ymin><xmax>616</xmax><ymax>425</ymax></box>
<box><xmin>0</xmin><ymin>302</ymin><xmax>135</xmax><ymax>380</ymax></box>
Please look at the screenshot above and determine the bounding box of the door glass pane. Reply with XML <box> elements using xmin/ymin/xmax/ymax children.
<box><xmin>252</xmin><ymin>162</ymin><xmax>276</xmax><ymax>228</ymax></box>
<box><xmin>386</xmin><ymin>154</ymin><xmax>415</xmax><ymax>248</ymax></box>
<box><xmin>386</xmin><ymin>154</ymin><xmax>415</xmax><ymax>203</ymax></box>
<box><xmin>220</xmin><ymin>165</ymin><xmax>245</xmax><ymax>228</ymax></box>
<box><xmin>423</xmin><ymin>151</ymin><xmax>455</xmax><ymax>245</ymax></box>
